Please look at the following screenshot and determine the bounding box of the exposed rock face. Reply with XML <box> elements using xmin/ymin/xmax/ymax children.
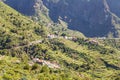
<box><xmin>3</xmin><ymin>0</ymin><xmax>120</xmax><ymax>37</ymax></box>
<box><xmin>42</xmin><ymin>0</ymin><xmax>120</xmax><ymax>37</ymax></box>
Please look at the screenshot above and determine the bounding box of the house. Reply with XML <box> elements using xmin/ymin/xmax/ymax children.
<box><xmin>47</xmin><ymin>34</ymin><xmax>57</xmax><ymax>39</ymax></box>
<box><xmin>89</xmin><ymin>39</ymin><xmax>99</xmax><ymax>45</ymax></box>
<box><xmin>33</xmin><ymin>58</ymin><xmax>43</xmax><ymax>64</ymax></box>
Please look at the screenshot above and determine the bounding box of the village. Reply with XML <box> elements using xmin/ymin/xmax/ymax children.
<box><xmin>47</xmin><ymin>33</ymin><xmax>100</xmax><ymax>45</ymax></box>
<box><xmin>32</xmin><ymin>58</ymin><xmax>60</xmax><ymax>69</ymax></box>
<box><xmin>47</xmin><ymin>33</ymin><xmax>76</xmax><ymax>40</ymax></box>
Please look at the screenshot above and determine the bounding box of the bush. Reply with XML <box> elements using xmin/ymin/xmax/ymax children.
<box><xmin>2</xmin><ymin>74</ymin><xmax>13</xmax><ymax>80</ymax></box>
<box><xmin>23</xmin><ymin>64</ymin><xmax>30</xmax><ymax>70</ymax></box>
<box><xmin>31</xmin><ymin>63</ymin><xmax>39</xmax><ymax>70</ymax></box>
<box><xmin>40</xmin><ymin>66</ymin><xmax>50</xmax><ymax>73</ymax></box>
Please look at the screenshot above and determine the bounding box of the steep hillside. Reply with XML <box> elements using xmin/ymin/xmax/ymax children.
<box><xmin>3</xmin><ymin>0</ymin><xmax>85</xmax><ymax>38</ymax></box>
<box><xmin>4</xmin><ymin>0</ymin><xmax>120</xmax><ymax>37</ymax></box>
<box><xmin>3</xmin><ymin>0</ymin><xmax>50</xmax><ymax>23</ymax></box>
<box><xmin>42</xmin><ymin>0</ymin><xmax>120</xmax><ymax>37</ymax></box>
<box><xmin>0</xmin><ymin>1</ymin><xmax>44</xmax><ymax>49</ymax></box>
<box><xmin>3</xmin><ymin>0</ymin><xmax>48</xmax><ymax>16</ymax></box>
<box><xmin>0</xmin><ymin>1</ymin><xmax>120</xmax><ymax>80</ymax></box>
<box><xmin>0</xmin><ymin>2</ymin><xmax>84</xmax><ymax>80</ymax></box>
<box><xmin>0</xmin><ymin>2</ymin><xmax>87</xmax><ymax>80</ymax></box>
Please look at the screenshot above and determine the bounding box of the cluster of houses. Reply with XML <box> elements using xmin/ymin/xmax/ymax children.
<box><xmin>47</xmin><ymin>34</ymin><xmax>77</xmax><ymax>40</ymax></box>
<box><xmin>33</xmin><ymin>58</ymin><xmax>60</xmax><ymax>69</ymax></box>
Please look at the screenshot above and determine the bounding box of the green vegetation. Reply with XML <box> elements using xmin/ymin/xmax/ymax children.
<box><xmin>0</xmin><ymin>1</ymin><xmax>120</xmax><ymax>80</ymax></box>
<box><xmin>0</xmin><ymin>56</ymin><xmax>88</xmax><ymax>80</ymax></box>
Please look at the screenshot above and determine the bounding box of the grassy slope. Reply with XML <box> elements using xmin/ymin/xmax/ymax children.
<box><xmin>58</xmin><ymin>39</ymin><xmax>120</xmax><ymax>78</ymax></box>
<box><xmin>0</xmin><ymin>1</ymin><xmax>120</xmax><ymax>80</ymax></box>
<box><xmin>0</xmin><ymin>2</ymin><xmax>43</xmax><ymax>49</ymax></box>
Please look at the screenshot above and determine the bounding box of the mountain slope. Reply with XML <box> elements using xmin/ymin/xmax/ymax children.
<box><xmin>42</xmin><ymin>0</ymin><xmax>120</xmax><ymax>37</ymax></box>
<box><xmin>4</xmin><ymin>0</ymin><xmax>120</xmax><ymax>37</ymax></box>
<box><xmin>0</xmin><ymin>2</ymin><xmax>88</xmax><ymax>80</ymax></box>
<box><xmin>0</xmin><ymin>1</ymin><xmax>44</xmax><ymax>49</ymax></box>
<box><xmin>3</xmin><ymin>0</ymin><xmax>86</xmax><ymax>38</ymax></box>
<box><xmin>3</xmin><ymin>0</ymin><xmax>50</xmax><ymax>22</ymax></box>
<box><xmin>0</xmin><ymin>1</ymin><xmax>120</xmax><ymax>80</ymax></box>
<box><xmin>0</xmin><ymin>2</ymin><xmax>85</xmax><ymax>80</ymax></box>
